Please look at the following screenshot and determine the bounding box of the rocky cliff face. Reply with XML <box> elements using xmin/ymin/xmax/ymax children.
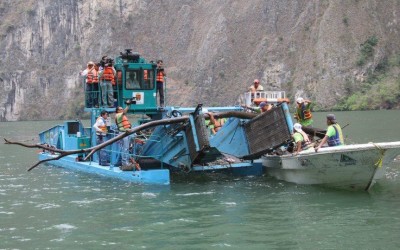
<box><xmin>1</xmin><ymin>0</ymin><xmax>400</xmax><ymax>121</ymax></box>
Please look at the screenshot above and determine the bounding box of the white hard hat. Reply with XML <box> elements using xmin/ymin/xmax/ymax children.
<box><xmin>296</xmin><ymin>97</ymin><xmax>304</xmax><ymax>104</ymax></box>
<box><xmin>293</xmin><ymin>123</ymin><xmax>303</xmax><ymax>132</ymax></box>
<box><xmin>202</xmin><ymin>108</ymin><xmax>209</xmax><ymax>113</ymax></box>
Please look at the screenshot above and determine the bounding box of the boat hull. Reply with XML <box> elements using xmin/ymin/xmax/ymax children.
<box><xmin>262</xmin><ymin>142</ymin><xmax>400</xmax><ymax>190</ymax></box>
<box><xmin>38</xmin><ymin>153</ymin><xmax>170</xmax><ymax>185</ymax></box>
<box><xmin>38</xmin><ymin>153</ymin><xmax>264</xmax><ymax>185</ymax></box>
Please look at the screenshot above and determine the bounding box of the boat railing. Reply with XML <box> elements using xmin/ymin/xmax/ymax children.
<box><xmin>132</xmin><ymin>135</ymin><xmax>163</xmax><ymax>159</ymax></box>
<box><xmin>100</xmin><ymin>131</ymin><xmax>165</xmax><ymax>168</ymax></box>
<box><xmin>39</xmin><ymin>124</ymin><xmax>64</xmax><ymax>148</ymax></box>
<box><xmin>83</xmin><ymin>78</ymin><xmax>120</xmax><ymax>108</ymax></box>
<box><xmin>243</xmin><ymin>91</ymin><xmax>286</xmax><ymax>106</ymax></box>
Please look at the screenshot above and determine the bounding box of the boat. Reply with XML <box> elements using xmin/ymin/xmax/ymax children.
<box><xmin>262</xmin><ymin>141</ymin><xmax>400</xmax><ymax>190</ymax></box>
<box><xmin>6</xmin><ymin>51</ymin><xmax>400</xmax><ymax>189</ymax></box>
<box><xmin>28</xmin><ymin>50</ymin><xmax>294</xmax><ymax>185</ymax></box>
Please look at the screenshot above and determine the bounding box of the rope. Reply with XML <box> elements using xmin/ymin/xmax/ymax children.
<box><xmin>372</xmin><ymin>143</ymin><xmax>386</xmax><ymax>168</ymax></box>
<box><xmin>365</xmin><ymin>143</ymin><xmax>387</xmax><ymax>191</ymax></box>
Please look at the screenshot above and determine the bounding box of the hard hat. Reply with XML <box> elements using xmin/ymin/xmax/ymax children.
<box><xmin>296</xmin><ymin>97</ymin><xmax>304</xmax><ymax>104</ymax></box>
<box><xmin>87</xmin><ymin>61</ymin><xmax>94</xmax><ymax>66</ymax></box>
<box><xmin>202</xmin><ymin>108</ymin><xmax>209</xmax><ymax>114</ymax></box>
<box><xmin>327</xmin><ymin>114</ymin><xmax>336</xmax><ymax>122</ymax></box>
<box><xmin>254</xmin><ymin>79</ymin><xmax>260</xmax><ymax>83</ymax></box>
<box><xmin>259</xmin><ymin>102</ymin><xmax>267</xmax><ymax>108</ymax></box>
<box><xmin>293</xmin><ymin>123</ymin><xmax>303</xmax><ymax>132</ymax></box>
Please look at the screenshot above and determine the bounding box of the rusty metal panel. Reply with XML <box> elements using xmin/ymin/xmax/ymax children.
<box><xmin>185</xmin><ymin>114</ymin><xmax>210</xmax><ymax>162</ymax></box>
<box><xmin>185</xmin><ymin>122</ymin><xmax>197</xmax><ymax>162</ymax></box>
<box><xmin>244</xmin><ymin>106</ymin><xmax>291</xmax><ymax>158</ymax></box>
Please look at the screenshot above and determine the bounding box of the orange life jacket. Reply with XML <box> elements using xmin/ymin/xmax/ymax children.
<box><xmin>87</xmin><ymin>68</ymin><xmax>99</xmax><ymax>84</ymax></box>
<box><xmin>156</xmin><ymin>71</ymin><xmax>164</xmax><ymax>83</ymax></box>
<box><xmin>115</xmin><ymin>113</ymin><xmax>132</xmax><ymax>132</ymax></box>
<box><xmin>295</xmin><ymin>104</ymin><xmax>313</xmax><ymax>121</ymax></box>
<box><xmin>95</xmin><ymin>117</ymin><xmax>108</xmax><ymax>135</ymax></box>
<box><xmin>101</xmin><ymin>67</ymin><xmax>115</xmax><ymax>85</ymax></box>
<box><xmin>92</xmin><ymin>69</ymin><xmax>99</xmax><ymax>83</ymax></box>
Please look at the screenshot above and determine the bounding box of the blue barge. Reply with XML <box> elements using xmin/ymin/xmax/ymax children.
<box><xmin>38</xmin><ymin>50</ymin><xmax>294</xmax><ymax>184</ymax></box>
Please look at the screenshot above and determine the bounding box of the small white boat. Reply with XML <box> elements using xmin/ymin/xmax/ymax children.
<box><xmin>262</xmin><ymin>141</ymin><xmax>400</xmax><ymax>190</ymax></box>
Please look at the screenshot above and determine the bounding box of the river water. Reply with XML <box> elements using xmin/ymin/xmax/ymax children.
<box><xmin>1</xmin><ymin>111</ymin><xmax>400</xmax><ymax>249</ymax></box>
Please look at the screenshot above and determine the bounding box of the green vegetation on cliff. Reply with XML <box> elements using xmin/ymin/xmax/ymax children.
<box><xmin>336</xmin><ymin>42</ymin><xmax>400</xmax><ymax>111</ymax></box>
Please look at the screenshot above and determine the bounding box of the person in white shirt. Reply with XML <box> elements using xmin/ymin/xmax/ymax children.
<box><xmin>248</xmin><ymin>79</ymin><xmax>264</xmax><ymax>93</ymax></box>
<box><xmin>93</xmin><ymin>110</ymin><xmax>109</xmax><ymax>165</ymax></box>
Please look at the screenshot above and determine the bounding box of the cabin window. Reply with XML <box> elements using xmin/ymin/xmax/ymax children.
<box><xmin>126</xmin><ymin>70</ymin><xmax>141</xmax><ymax>89</ymax></box>
<box><xmin>143</xmin><ymin>69</ymin><xmax>154</xmax><ymax>89</ymax></box>
<box><xmin>67</xmin><ymin>121</ymin><xmax>80</xmax><ymax>135</ymax></box>
<box><xmin>125</xmin><ymin>70</ymin><xmax>154</xmax><ymax>90</ymax></box>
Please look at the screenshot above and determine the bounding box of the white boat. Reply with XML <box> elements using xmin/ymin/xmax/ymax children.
<box><xmin>262</xmin><ymin>141</ymin><xmax>400</xmax><ymax>190</ymax></box>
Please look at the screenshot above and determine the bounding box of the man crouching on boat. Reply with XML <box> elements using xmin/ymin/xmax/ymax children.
<box><xmin>292</xmin><ymin>123</ymin><xmax>312</xmax><ymax>155</ymax></box>
<box><xmin>315</xmin><ymin>114</ymin><xmax>344</xmax><ymax>152</ymax></box>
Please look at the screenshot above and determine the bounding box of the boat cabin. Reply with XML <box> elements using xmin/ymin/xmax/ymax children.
<box><xmin>84</xmin><ymin>49</ymin><xmax>161</xmax><ymax>116</ymax></box>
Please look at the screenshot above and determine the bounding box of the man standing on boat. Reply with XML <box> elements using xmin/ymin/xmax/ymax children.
<box><xmin>115</xmin><ymin>102</ymin><xmax>136</xmax><ymax>170</ymax></box>
<box><xmin>294</xmin><ymin>97</ymin><xmax>314</xmax><ymax>127</ymax></box>
<box><xmin>315</xmin><ymin>114</ymin><xmax>344</xmax><ymax>152</ymax></box>
<box><xmin>156</xmin><ymin>60</ymin><xmax>166</xmax><ymax>107</ymax></box>
<box><xmin>80</xmin><ymin>61</ymin><xmax>99</xmax><ymax>108</ymax></box>
<box><xmin>248</xmin><ymin>79</ymin><xmax>264</xmax><ymax>93</ymax></box>
<box><xmin>93</xmin><ymin>110</ymin><xmax>110</xmax><ymax>165</ymax></box>
<box><xmin>248</xmin><ymin>79</ymin><xmax>264</xmax><ymax>102</ymax></box>
<box><xmin>99</xmin><ymin>58</ymin><xmax>116</xmax><ymax>108</ymax></box>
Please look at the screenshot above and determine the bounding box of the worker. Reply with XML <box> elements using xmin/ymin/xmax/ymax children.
<box><xmin>80</xmin><ymin>61</ymin><xmax>99</xmax><ymax>108</ymax></box>
<box><xmin>294</xmin><ymin>97</ymin><xmax>313</xmax><ymax>127</ymax></box>
<box><xmin>315</xmin><ymin>114</ymin><xmax>344</xmax><ymax>152</ymax></box>
<box><xmin>93</xmin><ymin>110</ymin><xmax>110</xmax><ymax>165</ymax></box>
<box><xmin>248</xmin><ymin>79</ymin><xmax>264</xmax><ymax>93</ymax></box>
<box><xmin>244</xmin><ymin>102</ymin><xmax>272</xmax><ymax>113</ymax></box>
<box><xmin>207</xmin><ymin>112</ymin><xmax>225</xmax><ymax>134</ymax></box>
<box><xmin>98</xmin><ymin>58</ymin><xmax>116</xmax><ymax>107</ymax></box>
<box><xmin>292</xmin><ymin>123</ymin><xmax>311</xmax><ymax>155</ymax></box>
<box><xmin>115</xmin><ymin>102</ymin><xmax>134</xmax><ymax>170</ymax></box>
<box><xmin>156</xmin><ymin>60</ymin><xmax>166</xmax><ymax>107</ymax></box>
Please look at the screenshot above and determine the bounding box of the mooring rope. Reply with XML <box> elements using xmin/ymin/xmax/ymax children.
<box><xmin>372</xmin><ymin>143</ymin><xmax>386</xmax><ymax>168</ymax></box>
<box><xmin>365</xmin><ymin>143</ymin><xmax>387</xmax><ymax>191</ymax></box>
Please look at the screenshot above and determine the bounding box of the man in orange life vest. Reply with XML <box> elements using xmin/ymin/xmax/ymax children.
<box><xmin>80</xmin><ymin>61</ymin><xmax>99</xmax><ymax>108</ymax></box>
<box><xmin>93</xmin><ymin>110</ymin><xmax>110</xmax><ymax>165</ymax></box>
<box><xmin>99</xmin><ymin>58</ymin><xmax>116</xmax><ymax>108</ymax></box>
<box><xmin>115</xmin><ymin>102</ymin><xmax>134</xmax><ymax>169</ymax></box>
<box><xmin>156</xmin><ymin>60</ymin><xmax>166</xmax><ymax>107</ymax></box>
